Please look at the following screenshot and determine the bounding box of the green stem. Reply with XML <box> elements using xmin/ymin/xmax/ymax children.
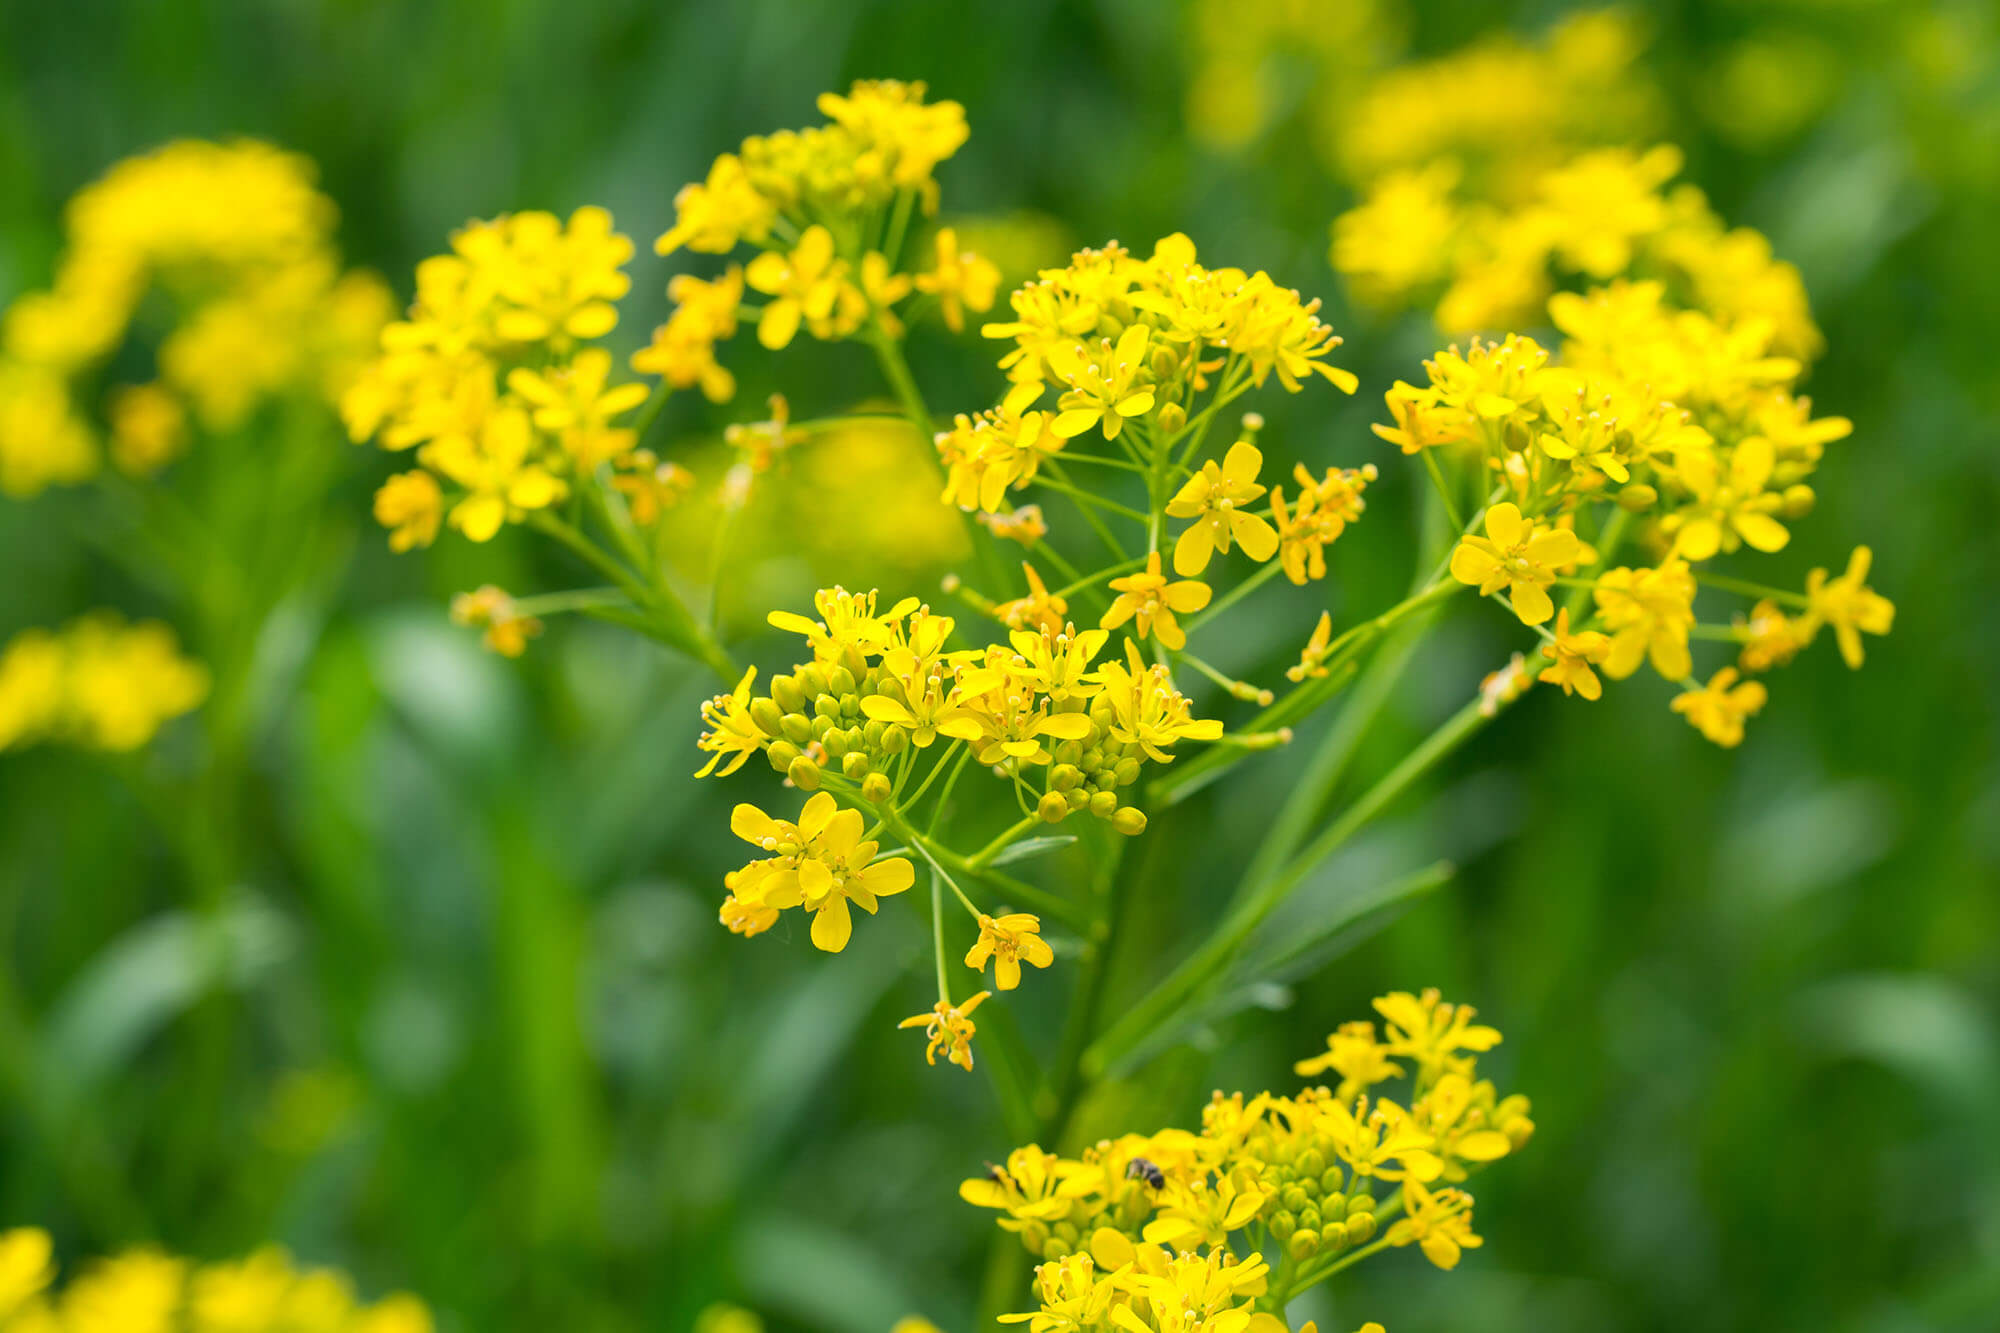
<box><xmin>967</xmin><ymin>814</ymin><xmax>1045</xmax><ymax>869</ymax></box>
<box><xmin>1182</xmin><ymin>559</ymin><xmax>1284</xmax><ymax>634</ymax></box>
<box><xmin>1694</xmin><ymin>570</ymin><xmax>1810</xmax><ymax>608</ymax></box>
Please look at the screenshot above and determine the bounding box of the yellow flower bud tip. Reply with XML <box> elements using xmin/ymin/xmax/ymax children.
<box><xmin>1111</xmin><ymin>806</ymin><xmax>1147</xmax><ymax>836</ymax></box>
<box><xmin>1037</xmin><ymin>791</ymin><xmax>1070</xmax><ymax>823</ymax></box>
<box><xmin>862</xmin><ymin>772</ymin><xmax>893</xmax><ymax>804</ymax></box>
<box><xmin>787</xmin><ymin>755</ymin><xmax>822</xmax><ymax>790</ymax></box>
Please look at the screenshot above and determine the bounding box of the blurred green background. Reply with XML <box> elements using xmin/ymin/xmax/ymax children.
<box><xmin>2</xmin><ymin>1</ymin><xmax>1997</xmax><ymax>1330</ymax></box>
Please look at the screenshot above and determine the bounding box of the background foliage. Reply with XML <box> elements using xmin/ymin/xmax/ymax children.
<box><xmin>2</xmin><ymin>2</ymin><xmax>1996</xmax><ymax>1330</ymax></box>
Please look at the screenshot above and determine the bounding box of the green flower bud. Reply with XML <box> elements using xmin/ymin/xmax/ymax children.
<box><xmin>862</xmin><ymin>772</ymin><xmax>893</xmax><ymax>804</ymax></box>
<box><xmin>1112</xmin><ymin>757</ymin><xmax>1142</xmax><ymax>786</ymax></box>
<box><xmin>1286</xmin><ymin>1229</ymin><xmax>1320</xmax><ymax>1261</ymax></box>
<box><xmin>771</xmin><ymin>674</ymin><xmax>807</xmax><ymax>714</ymax></box>
<box><xmin>1037</xmin><ymin>791</ymin><xmax>1070</xmax><ymax>824</ymax></box>
<box><xmin>748</xmin><ymin>696</ymin><xmax>787</xmax><ymax>739</ymax></box>
<box><xmin>766</xmin><ymin>741</ymin><xmax>801</xmax><ymax>773</ymax></box>
<box><xmin>1617</xmin><ymin>482</ymin><xmax>1659</xmax><ymax>512</ymax></box>
<box><xmin>814</xmin><ymin>694</ymin><xmax>843</xmax><ymax>720</ymax></box>
<box><xmin>1281</xmin><ymin>1186</ymin><xmax>1311</xmax><ymax>1213</ymax></box>
<box><xmin>1087</xmin><ymin>790</ymin><xmax>1118</xmax><ymax>818</ymax></box>
<box><xmin>1295</xmin><ymin>1148</ymin><xmax>1325</xmax><ymax>1179</ymax></box>
<box><xmin>794</xmin><ymin>665</ymin><xmax>829</xmax><ymax>699</ymax></box>
<box><xmin>841</xmin><ymin>751</ymin><xmax>870</xmax><ymax>779</ymax></box>
<box><xmin>1049</xmin><ymin>764</ymin><xmax>1082</xmax><ymax>793</ymax></box>
<box><xmin>1078</xmin><ymin>751</ymin><xmax>1104</xmax><ymax>775</ymax></box>
<box><xmin>1503</xmin><ymin>418</ymin><xmax>1532</xmax><ymax>452</ymax></box>
<box><xmin>862</xmin><ymin>720</ymin><xmax>887</xmax><ymax>750</ymax></box>
<box><xmin>787</xmin><ymin>756</ymin><xmax>821</xmax><ymax>790</ymax></box>
<box><xmin>1065</xmin><ymin>789</ymin><xmax>1087</xmax><ymax>812</ymax></box>
<box><xmin>1157</xmin><ymin>401</ymin><xmax>1187</xmax><ymax>434</ymax></box>
<box><xmin>827</xmin><ymin>666</ymin><xmax>858</xmax><ymax>697</ymax></box>
<box><xmin>1111</xmin><ymin>807</ymin><xmax>1147</xmax><ymax>836</ymax></box>
<box><xmin>781</xmin><ymin>713</ymin><xmax>815</xmax><ymax>745</ymax></box>
<box><xmin>1323</xmin><ymin>1219</ymin><xmax>1349</xmax><ymax>1251</ymax></box>
<box><xmin>1320</xmin><ymin>1166</ymin><xmax>1344</xmax><ymax>1195</ymax></box>
<box><xmin>1051</xmin><ymin>740</ymin><xmax>1083</xmax><ymax>767</ymax></box>
<box><xmin>879</xmin><ymin>725</ymin><xmax>909</xmax><ymax>756</ymax></box>
<box><xmin>1345</xmin><ymin>1192</ymin><xmax>1375</xmax><ymax>1218</ymax></box>
<box><xmin>1782</xmin><ymin>483</ymin><xmax>1815</xmax><ymax>518</ymax></box>
<box><xmin>1345</xmin><ymin>1211</ymin><xmax>1375</xmax><ymax>1244</ymax></box>
<box><xmin>1041</xmin><ymin>1236</ymin><xmax>1070</xmax><ymax>1261</ymax></box>
<box><xmin>810</xmin><ymin>714</ymin><xmax>834</xmax><ymax>742</ymax></box>
<box><xmin>1267</xmin><ymin>1210</ymin><xmax>1297</xmax><ymax>1242</ymax></box>
<box><xmin>824</xmin><ymin>729</ymin><xmax>850</xmax><ymax>760</ymax></box>
<box><xmin>1297</xmin><ymin>1206</ymin><xmax>1321</xmax><ymax>1233</ymax></box>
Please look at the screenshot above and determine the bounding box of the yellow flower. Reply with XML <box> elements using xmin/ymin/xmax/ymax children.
<box><xmin>107</xmin><ymin>382</ymin><xmax>187</xmax><ymax>475</ymax></box>
<box><xmin>0</xmin><ymin>1228</ymin><xmax>54</xmax><ymax>1318</ymax></box>
<box><xmin>745</xmin><ymin>225</ymin><xmax>863</xmax><ymax>349</ymax></box>
<box><xmin>915</xmin><ymin>227</ymin><xmax>1001</xmax><ymax>332</ymax></box>
<box><xmin>900</xmin><ymin>990</ymin><xmax>990</xmax><ymax>1070</ymax></box>
<box><xmin>1270</xmin><ymin>462</ymin><xmax>1375</xmax><ymax>584</ymax></box>
<box><xmin>1167</xmin><ymin>439</ymin><xmax>1280</xmax><ymax>576</ymax></box>
<box><xmin>1294</xmin><ymin>1020</ymin><xmax>1403</xmax><ymax>1102</ymax></box>
<box><xmin>959</xmin><ymin>1145</ymin><xmax>1078</xmax><ymax>1230</ymax></box>
<box><xmin>1370</xmin><ymin>379</ymin><xmax>1463</xmax><ymax>454</ymax></box>
<box><xmin>506</xmin><ymin>347</ymin><xmax>649</xmax><ymax>469</ymax></box>
<box><xmin>1047</xmin><ymin>325</ymin><xmax>1157</xmax><ymax>440</ymax></box>
<box><xmin>966</xmin><ymin>913</ymin><xmax>1054</xmax><ymax>990</ymax></box>
<box><xmin>1375</xmin><ymin>989</ymin><xmax>1500</xmax><ymax>1085</ymax></box>
<box><xmin>456</xmin><ymin>205</ymin><xmax>633</xmax><ymax>344</ymax></box>
<box><xmin>1140</xmin><ymin>1165</ymin><xmax>1272</xmax><ymax>1250</ymax></box>
<box><xmin>1666</xmin><ymin>435</ymin><xmax>1789</xmax><ymax>559</ymax></box>
<box><xmin>632</xmin><ymin>266</ymin><xmax>743</xmax><ymax>403</ymax></box>
<box><xmin>1536</xmin><ymin>608</ymin><xmax>1609</xmax><ymax>699</ymax></box>
<box><xmin>768</xmin><ymin>586</ymin><xmax>915</xmax><ymax>661</ymax></box>
<box><xmin>1386</xmin><ymin>1178</ymin><xmax>1483</xmax><ymax>1270</ymax></box>
<box><xmin>1735</xmin><ymin>598</ymin><xmax>1809</xmax><ymax>673</ymax></box>
<box><xmin>860</xmin><ymin>251</ymin><xmax>913</xmax><ymax>336</ymax></box>
<box><xmin>1101</xmin><ymin>552</ymin><xmax>1211</xmax><ymax>651</ymax></box>
<box><xmin>1090</xmin><ymin>638</ymin><xmax>1224</xmax><ymax>763</ymax></box>
<box><xmin>449</xmin><ymin>586</ymin><xmax>544</xmax><ymax>658</ymax></box>
<box><xmin>1449</xmin><ymin>502</ymin><xmax>1579</xmax><ymax>626</ymax></box>
<box><xmin>372</xmin><ymin>470</ymin><xmax>443</xmax><ymax>552</ymax></box>
<box><xmin>655</xmin><ymin>153</ymin><xmax>777</xmax><ymax>256</ymax></box>
<box><xmin>422</xmin><ymin>403</ymin><xmax>566</xmax><ymax>542</ymax></box>
<box><xmin>1312</xmin><ymin>1094</ymin><xmax>1442</xmax><ymax>1184</ymax></box>
<box><xmin>993</xmin><ymin>563</ymin><xmax>1070</xmax><ymax>635</ymax></box>
<box><xmin>719</xmin><ymin>888</ymin><xmax>780</xmax><ymax>939</ymax></box>
<box><xmin>937</xmin><ymin>663</ymin><xmax>1094</xmax><ymax>767</ymax></box>
<box><xmin>1671</xmin><ymin>667</ymin><xmax>1767</xmax><ymax>748</ymax></box>
<box><xmin>1</xmin><ymin>615</ymin><xmax>209</xmax><ymax>753</ymax></box>
<box><xmin>696</xmin><ymin>667</ymin><xmax>767</xmax><ymax>777</ymax></box>
<box><xmin>0</xmin><ymin>362</ymin><xmax>99</xmax><ymax>496</ymax></box>
<box><xmin>1804</xmin><ymin>546</ymin><xmax>1894</xmax><ymax>668</ymax></box>
<box><xmin>979</xmin><ymin>504</ymin><xmax>1048</xmax><ymax>545</ymax></box>
<box><xmin>1287</xmin><ymin>612</ymin><xmax>1336</xmax><ymax>683</ymax></box>
<box><xmin>1592</xmin><ymin>561</ymin><xmax>1696</xmax><ymax>680</ymax></box>
<box><xmin>611</xmin><ymin>449</ymin><xmax>695</xmax><ymax>526</ymax></box>
<box><xmin>1006</xmin><ymin>624</ymin><xmax>1108</xmax><ymax>702</ymax></box>
<box><xmin>729</xmin><ymin>792</ymin><xmax>915</xmax><ymax>951</ymax></box>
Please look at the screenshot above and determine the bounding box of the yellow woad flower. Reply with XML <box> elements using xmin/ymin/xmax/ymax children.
<box><xmin>1805</xmin><ymin>546</ymin><xmax>1895</xmax><ymax>669</ymax></box>
<box><xmin>457</xmin><ymin>206</ymin><xmax>632</xmax><ymax>343</ymax></box>
<box><xmin>980</xmin><ymin>504</ymin><xmax>1049</xmax><ymax>546</ymax></box>
<box><xmin>817</xmin><ymin>80</ymin><xmax>969</xmax><ymax>191</ymax></box>
<box><xmin>900</xmin><ymin>990</ymin><xmax>990</xmax><ymax>1070</ymax></box>
<box><xmin>994</xmin><ymin>563</ymin><xmax>1070</xmax><ymax>634</ymax></box>
<box><xmin>915</xmin><ymin>227</ymin><xmax>1002</xmax><ymax>333</ymax></box>
<box><xmin>1593</xmin><ymin>561</ymin><xmax>1696</xmax><ymax>681</ymax></box>
<box><xmin>768</xmin><ymin>585</ymin><xmax>915</xmax><ymax>661</ymax></box>
<box><xmin>1287</xmin><ymin>612</ymin><xmax>1336</xmax><ymax>684</ymax></box>
<box><xmin>745</xmin><ymin>225</ymin><xmax>864</xmax><ymax>349</ymax></box>
<box><xmin>1665</xmin><ymin>435</ymin><xmax>1790</xmax><ymax>559</ymax></box>
<box><xmin>611</xmin><ymin>449</ymin><xmax>695</xmax><ymax>526</ymax></box>
<box><xmin>1535</xmin><ymin>145</ymin><xmax>1681</xmax><ymax>279</ymax></box>
<box><xmin>1375</xmin><ymin>989</ymin><xmax>1500</xmax><ymax>1086</ymax></box>
<box><xmin>1091</xmin><ymin>639</ymin><xmax>1225</xmax><ymax>764</ymax></box>
<box><xmin>966</xmin><ymin>913</ymin><xmax>1055</xmax><ymax>991</ymax></box>
<box><xmin>959</xmin><ymin>1144</ymin><xmax>1080</xmax><ymax>1231</ymax></box>
<box><xmin>1537</xmin><ymin>608</ymin><xmax>1609</xmax><ymax>700</ymax></box>
<box><xmin>1387</xmin><ymin>1178</ymin><xmax>1483</xmax><ymax>1271</ymax></box>
<box><xmin>1332</xmin><ymin>163</ymin><xmax>1462</xmax><ymax>307</ymax></box>
<box><xmin>1370</xmin><ymin>379</ymin><xmax>1464</xmax><ymax>454</ymax></box>
<box><xmin>1449</xmin><ymin>501</ymin><xmax>1579</xmax><ymax>626</ymax></box>
<box><xmin>1294</xmin><ymin>1020</ymin><xmax>1403</xmax><ymax>1101</ymax></box>
<box><xmin>0</xmin><ymin>615</ymin><xmax>208</xmax><ymax>753</ymax></box>
<box><xmin>1048</xmin><ymin>325</ymin><xmax>1158</xmax><ymax>441</ymax></box>
<box><xmin>107</xmin><ymin>382</ymin><xmax>187</xmax><ymax>475</ymax></box>
<box><xmin>372</xmin><ymin>471</ymin><xmax>443</xmax><ymax>552</ymax></box>
<box><xmin>0</xmin><ymin>362</ymin><xmax>100</xmax><ymax>496</ymax></box>
<box><xmin>728</xmin><ymin>792</ymin><xmax>915</xmax><ymax>951</ymax></box>
<box><xmin>1736</xmin><ymin>599</ymin><xmax>1809</xmax><ymax>674</ymax></box>
<box><xmin>0</xmin><ymin>1229</ymin><xmax>431</xmax><ymax>1333</ymax></box>
<box><xmin>696</xmin><ymin>667</ymin><xmax>768</xmax><ymax>777</ymax></box>
<box><xmin>1311</xmin><ymin>1095</ymin><xmax>1442</xmax><ymax>1184</ymax></box>
<box><xmin>1167</xmin><ymin>440</ymin><xmax>1279</xmax><ymax>576</ymax></box>
<box><xmin>632</xmin><ymin>266</ymin><xmax>743</xmax><ymax>402</ymax></box>
<box><xmin>449</xmin><ymin>586</ymin><xmax>544</xmax><ymax>658</ymax></box>
<box><xmin>506</xmin><ymin>347</ymin><xmax>650</xmax><ymax>470</ymax></box>
<box><xmin>656</xmin><ymin>154</ymin><xmax>776</xmax><ymax>257</ymax></box>
<box><xmin>937</xmin><ymin>662</ymin><xmax>1094</xmax><ymax>767</ymax></box>
<box><xmin>1141</xmin><ymin>1166</ymin><xmax>1272</xmax><ymax>1251</ymax></box>
<box><xmin>719</xmin><ymin>889</ymin><xmax>779</xmax><ymax>939</ymax></box>
<box><xmin>1270</xmin><ymin>462</ymin><xmax>1376</xmax><ymax>585</ymax></box>
<box><xmin>422</xmin><ymin>403</ymin><xmax>566</xmax><ymax>542</ymax></box>
<box><xmin>1672</xmin><ymin>667</ymin><xmax>1768</xmax><ymax>748</ymax></box>
<box><xmin>1101</xmin><ymin>552</ymin><xmax>1211</xmax><ymax>651</ymax></box>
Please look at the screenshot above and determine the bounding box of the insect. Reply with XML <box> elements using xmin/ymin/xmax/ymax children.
<box><xmin>1126</xmin><ymin>1157</ymin><xmax>1165</xmax><ymax>1189</ymax></box>
<box><xmin>984</xmin><ymin>1162</ymin><xmax>1012</xmax><ymax>1186</ymax></box>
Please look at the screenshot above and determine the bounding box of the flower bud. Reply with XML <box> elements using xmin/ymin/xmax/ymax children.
<box><xmin>781</xmin><ymin>713</ymin><xmax>815</xmax><ymax>745</ymax></box>
<box><xmin>827</xmin><ymin>666</ymin><xmax>858</xmax><ymax>697</ymax></box>
<box><xmin>787</xmin><ymin>756</ymin><xmax>821</xmax><ymax>790</ymax></box>
<box><xmin>1049</xmin><ymin>764</ymin><xmax>1082</xmax><ymax>792</ymax></box>
<box><xmin>1267</xmin><ymin>1210</ymin><xmax>1297</xmax><ymax>1242</ymax></box>
<box><xmin>1782</xmin><ymin>483</ymin><xmax>1815</xmax><ymax>518</ymax></box>
<box><xmin>1503</xmin><ymin>418</ymin><xmax>1532</xmax><ymax>452</ymax></box>
<box><xmin>1282</xmin><ymin>1185</ymin><xmax>1310</xmax><ymax>1213</ymax></box>
<box><xmin>1112</xmin><ymin>757</ymin><xmax>1142</xmax><ymax>787</ymax></box>
<box><xmin>766</xmin><ymin>740</ymin><xmax>802</xmax><ymax>772</ymax></box>
<box><xmin>1345</xmin><ymin>1211</ymin><xmax>1375</xmax><ymax>1244</ymax></box>
<box><xmin>810</xmin><ymin>714</ymin><xmax>835</xmax><ymax>742</ymax></box>
<box><xmin>794</xmin><ymin>665</ymin><xmax>830</xmax><ymax>698</ymax></box>
<box><xmin>1286</xmin><ymin>1229</ymin><xmax>1320</xmax><ymax>1261</ymax></box>
<box><xmin>1295</xmin><ymin>1148</ymin><xmax>1325</xmax><ymax>1179</ymax></box>
<box><xmin>814</xmin><ymin>694</ymin><xmax>843</xmax><ymax>720</ymax></box>
<box><xmin>825</xmin><ymin>728</ymin><xmax>850</xmax><ymax>760</ymax></box>
<box><xmin>1037</xmin><ymin>791</ymin><xmax>1070</xmax><ymax>824</ymax></box>
<box><xmin>1616</xmin><ymin>482</ymin><xmax>1658</xmax><ymax>512</ymax></box>
<box><xmin>1296</xmin><ymin>1206</ymin><xmax>1321</xmax><ymax>1232</ymax></box>
<box><xmin>771</xmin><ymin>674</ymin><xmax>808</xmax><ymax>714</ymax></box>
<box><xmin>882</xmin><ymin>726</ymin><xmax>910</xmax><ymax>756</ymax></box>
<box><xmin>862</xmin><ymin>720</ymin><xmax>887</xmax><ymax>750</ymax></box>
<box><xmin>842</xmin><ymin>751</ymin><xmax>871</xmax><ymax>779</ymax></box>
<box><xmin>1320</xmin><ymin>1166</ymin><xmax>1344</xmax><ymax>1195</ymax></box>
<box><xmin>1111</xmin><ymin>807</ymin><xmax>1147</xmax><ymax>836</ymax></box>
<box><xmin>1346</xmin><ymin>1192</ymin><xmax>1375</xmax><ymax>1217</ymax></box>
<box><xmin>749</xmin><ymin>697</ymin><xmax>787</xmax><ymax>739</ymax></box>
<box><xmin>1322</xmin><ymin>1219</ymin><xmax>1349</xmax><ymax>1251</ymax></box>
<box><xmin>862</xmin><ymin>772</ymin><xmax>893</xmax><ymax>804</ymax></box>
<box><xmin>1087</xmin><ymin>790</ymin><xmax>1118</xmax><ymax>818</ymax></box>
<box><xmin>1156</xmin><ymin>401</ymin><xmax>1187</xmax><ymax>434</ymax></box>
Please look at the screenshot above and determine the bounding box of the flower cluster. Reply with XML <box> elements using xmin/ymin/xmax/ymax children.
<box><xmin>1334</xmin><ymin>143</ymin><xmax>1818</xmax><ymax>354</ymax></box>
<box><xmin>0</xmin><ymin>1228</ymin><xmax>431</xmax><ymax>1333</ymax></box>
<box><xmin>649</xmin><ymin>79</ymin><xmax>997</xmax><ymax>381</ymax></box>
<box><xmin>0</xmin><ymin>139</ymin><xmax>391</xmax><ymax>496</ymax></box>
<box><xmin>965</xmin><ymin>991</ymin><xmax>1530</xmax><ymax>1330</ymax></box>
<box><xmin>1382</xmin><ymin>273</ymin><xmax>1889</xmax><ymax>744</ymax></box>
<box><xmin>0</xmin><ymin>614</ymin><xmax>209</xmax><ymax>753</ymax></box>
<box><xmin>344</xmin><ymin>206</ymin><xmax>658</xmax><ymax>546</ymax></box>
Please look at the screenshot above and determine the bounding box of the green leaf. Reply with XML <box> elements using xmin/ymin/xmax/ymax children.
<box><xmin>988</xmin><ymin>835</ymin><xmax>1076</xmax><ymax>867</ymax></box>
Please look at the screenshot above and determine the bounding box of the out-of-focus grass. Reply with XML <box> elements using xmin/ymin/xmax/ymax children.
<box><xmin>1</xmin><ymin>3</ymin><xmax>1996</xmax><ymax>1330</ymax></box>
